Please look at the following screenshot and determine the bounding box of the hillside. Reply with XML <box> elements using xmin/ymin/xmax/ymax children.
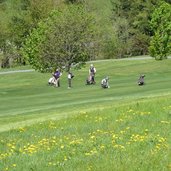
<box><xmin>0</xmin><ymin>58</ymin><xmax>171</xmax><ymax>131</ymax></box>
<box><xmin>0</xmin><ymin>58</ymin><xmax>171</xmax><ymax>171</ymax></box>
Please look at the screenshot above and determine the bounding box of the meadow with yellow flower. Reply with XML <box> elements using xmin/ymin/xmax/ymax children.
<box><xmin>0</xmin><ymin>58</ymin><xmax>171</xmax><ymax>170</ymax></box>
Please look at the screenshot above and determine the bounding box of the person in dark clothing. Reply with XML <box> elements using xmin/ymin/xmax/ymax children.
<box><xmin>138</xmin><ymin>74</ymin><xmax>145</xmax><ymax>86</ymax></box>
<box><xmin>53</xmin><ymin>69</ymin><xmax>62</xmax><ymax>87</ymax></box>
<box><xmin>86</xmin><ymin>75</ymin><xmax>93</xmax><ymax>85</ymax></box>
<box><xmin>68</xmin><ymin>71</ymin><xmax>74</xmax><ymax>89</ymax></box>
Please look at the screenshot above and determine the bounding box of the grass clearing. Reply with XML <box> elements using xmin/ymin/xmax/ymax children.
<box><xmin>0</xmin><ymin>58</ymin><xmax>171</xmax><ymax>170</ymax></box>
<box><xmin>0</xmin><ymin>97</ymin><xmax>170</xmax><ymax>171</ymax></box>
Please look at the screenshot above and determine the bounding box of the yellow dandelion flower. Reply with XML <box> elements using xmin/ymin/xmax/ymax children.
<box><xmin>19</xmin><ymin>127</ymin><xmax>26</xmax><ymax>132</ymax></box>
<box><xmin>90</xmin><ymin>135</ymin><xmax>95</xmax><ymax>139</ymax></box>
<box><xmin>161</xmin><ymin>121</ymin><xmax>170</xmax><ymax>124</ymax></box>
<box><xmin>11</xmin><ymin>145</ymin><xmax>16</xmax><ymax>149</ymax></box>
<box><xmin>120</xmin><ymin>130</ymin><xmax>125</xmax><ymax>134</ymax></box>
<box><xmin>61</xmin><ymin>145</ymin><xmax>64</xmax><ymax>149</ymax></box>
<box><xmin>88</xmin><ymin>165</ymin><xmax>93</xmax><ymax>171</ymax></box>
<box><xmin>156</xmin><ymin>145</ymin><xmax>160</xmax><ymax>150</ymax></box>
<box><xmin>114</xmin><ymin>144</ymin><xmax>119</xmax><ymax>148</ymax></box>
<box><xmin>120</xmin><ymin>145</ymin><xmax>125</xmax><ymax>149</ymax></box>
<box><xmin>85</xmin><ymin>152</ymin><xmax>90</xmax><ymax>156</ymax></box>
<box><xmin>100</xmin><ymin>145</ymin><xmax>105</xmax><ymax>149</ymax></box>
<box><xmin>128</xmin><ymin>109</ymin><xmax>133</xmax><ymax>112</ymax></box>
<box><xmin>12</xmin><ymin>164</ymin><xmax>16</xmax><ymax>167</ymax></box>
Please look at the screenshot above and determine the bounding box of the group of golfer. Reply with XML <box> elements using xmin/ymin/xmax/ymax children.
<box><xmin>48</xmin><ymin>64</ymin><xmax>110</xmax><ymax>89</ymax></box>
<box><xmin>48</xmin><ymin>63</ymin><xmax>145</xmax><ymax>88</ymax></box>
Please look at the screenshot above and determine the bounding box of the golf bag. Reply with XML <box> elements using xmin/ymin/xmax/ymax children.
<box><xmin>48</xmin><ymin>77</ymin><xmax>56</xmax><ymax>86</ymax></box>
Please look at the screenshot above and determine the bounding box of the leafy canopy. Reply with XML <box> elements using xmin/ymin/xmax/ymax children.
<box><xmin>149</xmin><ymin>1</ymin><xmax>171</xmax><ymax>60</ymax></box>
<box><xmin>22</xmin><ymin>5</ymin><xmax>97</xmax><ymax>72</ymax></box>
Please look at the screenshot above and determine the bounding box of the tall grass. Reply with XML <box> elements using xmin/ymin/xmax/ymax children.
<box><xmin>0</xmin><ymin>96</ymin><xmax>170</xmax><ymax>171</ymax></box>
<box><xmin>0</xmin><ymin>58</ymin><xmax>171</xmax><ymax>170</ymax></box>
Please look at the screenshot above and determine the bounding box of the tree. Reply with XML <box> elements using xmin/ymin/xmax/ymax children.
<box><xmin>110</xmin><ymin>0</ymin><xmax>161</xmax><ymax>57</ymax></box>
<box><xmin>0</xmin><ymin>0</ymin><xmax>15</xmax><ymax>67</ymax></box>
<box><xmin>64</xmin><ymin>0</ymin><xmax>85</xmax><ymax>4</ymax></box>
<box><xmin>9</xmin><ymin>0</ymin><xmax>56</xmax><ymax>63</ymax></box>
<box><xmin>149</xmin><ymin>1</ymin><xmax>171</xmax><ymax>60</ymax></box>
<box><xmin>22</xmin><ymin>5</ymin><xmax>98</xmax><ymax>72</ymax></box>
<box><xmin>0</xmin><ymin>0</ymin><xmax>57</xmax><ymax>67</ymax></box>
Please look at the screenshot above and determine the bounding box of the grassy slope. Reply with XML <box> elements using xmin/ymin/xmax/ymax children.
<box><xmin>0</xmin><ymin>90</ymin><xmax>170</xmax><ymax>171</ymax></box>
<box><xmin>0</xmin><ymin>59</ymin><xmax>171</xmax><ymax>131</ymax></box>
<box><xmin>0</xmin><ymin>59</ymin><xmax>171</xmax><ymax>171</ymax></box>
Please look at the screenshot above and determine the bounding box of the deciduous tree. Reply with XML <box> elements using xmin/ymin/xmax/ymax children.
<box><xmin>149</xmin><ymin>1</ymin><xmax>171</xmax><ymax>60</ymax></box>
<box><xmin>22</xmin><ymin>5</ymin><xmax>98</xmax><ymax>72</ymax></box>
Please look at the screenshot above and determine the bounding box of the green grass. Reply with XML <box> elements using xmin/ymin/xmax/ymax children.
<box><xmin>0</xmin><ymin>59</ymin><xmax>171</xmax><ymax>129</ymax></box>
<box><xmin>0</xmin><ymin>97</ymin><xmax>170</xmax><ymax>171</ymax></box>
<box><xmin>0</xmin><ymin>59</ymin><xmax>171</xmax><ymax>170</ymax></box>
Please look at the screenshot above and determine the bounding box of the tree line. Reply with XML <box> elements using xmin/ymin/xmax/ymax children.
<box><xmin>0</xmin><ymin>0</ymin><xmax>171</xmax><ymax>71</ymax></box>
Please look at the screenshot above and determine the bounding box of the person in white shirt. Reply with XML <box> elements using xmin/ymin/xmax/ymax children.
<box><xmin>89</xmin><ymin>64</ymin><xmax>96</xmax><ymax>84</ymax></box>
<box><xmin>101</xmin><ymin>76</ymin><xmax>110</xmax><ymax>88</ymax></box>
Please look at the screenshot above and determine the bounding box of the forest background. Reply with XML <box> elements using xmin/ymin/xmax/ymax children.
<box><xmin>0</xmin><ymin>0</ymin><xmax>171</xmax><ymax>69</ymax></box>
